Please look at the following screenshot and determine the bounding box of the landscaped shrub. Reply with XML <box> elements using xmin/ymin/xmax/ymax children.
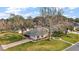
<box><xmin>53</xmin><ymin>31</ymin><xmax>65</xmax><ymax>37</ymax></box>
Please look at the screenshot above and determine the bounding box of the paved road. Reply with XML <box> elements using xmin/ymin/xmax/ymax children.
<box><xmin>65</xmin><ymin>42</ymin><xmax>79</xmax><ymax>51</ymax></box>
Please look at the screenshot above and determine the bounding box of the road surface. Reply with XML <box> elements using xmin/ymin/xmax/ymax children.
<box><xmin>65</xmin><ymin>42</ymin><xmax>79</xmax><ymax>51</ymax></box>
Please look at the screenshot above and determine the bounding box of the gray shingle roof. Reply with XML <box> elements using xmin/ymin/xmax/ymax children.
<box><xmin>26</xmin><ymin>27</ymin><xmax>48</xmax><ymax>36</ymax></box>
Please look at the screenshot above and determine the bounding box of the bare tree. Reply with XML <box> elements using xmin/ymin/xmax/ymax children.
<box><xmin>39</xmin><ymin>7</ymin><xmax>63</xmax><ymax>40</ymax></box>
<box><xmin>39</xmin><ymin>7</ymin><xmax>56</xmax><ymax>40</ymax></box>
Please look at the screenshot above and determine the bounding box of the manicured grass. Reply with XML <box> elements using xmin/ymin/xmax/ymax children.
<box><xmin>6</xmin><ymin>39</ymin><xmax>71</xmax><ymax>51</ymax></box>
<box><xmin>61</xmin><ymin>33</ymin><xmax>79</xmax><ymax>43</ymax></box>
<box><xmin>0</xmin><ymin>32</ymin><xmax>24</xmax><ymax>44</ymax></box>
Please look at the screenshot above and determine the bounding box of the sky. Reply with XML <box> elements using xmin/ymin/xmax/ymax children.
<box><xmin>0</xmin><ymin>7</ymin><xmax>79</xmax><ymax>19</ymax></box>
<box><xmin>0</xmin><ymin>0</ymin><xmax>79</xmax><ymax>19</ymax></box>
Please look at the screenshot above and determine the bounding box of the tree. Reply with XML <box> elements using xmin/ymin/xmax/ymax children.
<box><xmin>9</xmin><ymin>14</ymin><xmax>26</xmax><ymax>33</ymax></box>
<box><xmin>25</xmin><ymin>19</ymin><xmax>34</xmax><ymax>28</ymax></box>
<box><xmin>39</xmin><ymin>7</ymin><xmax>60</xmax><ymax>40</ymax></box>
<box><xmin>33</xmin><ymin>16</ymin><xmax>45</xmax><ymax>27</ymax></box>
<box><xmin>27</xmin><ymin>16</ymin><xmax>32</xmax><ymax>20</ymax></box>
<box><xmin>75</xmin><ymin>18</ymin><xmax>79</xmax><ymax>23</ymax></box>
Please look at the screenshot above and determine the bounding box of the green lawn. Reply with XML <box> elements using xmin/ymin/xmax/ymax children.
<box><xmin>0</xmin><ymin>32</ymin><xmax>24</xmax><ymax>44</ymax></box>
<box><xmin>6</xmin><ymin>39</ymin><xmax>71</xmax><ymax>51</ymax></box>
<box><xmin>61</xmin><ymin>33</ymin><xmax>79</xmax><ymax>43</ymax></box>
<box><xmin>3</xmin><ymin>33</ymin><xmax>79</xmax><ymax>51</ymax></box>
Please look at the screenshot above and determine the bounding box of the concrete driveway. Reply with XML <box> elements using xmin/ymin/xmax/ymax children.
<box><xmin>1</xmin><ymin>39</ymin><xmax>32</xmax><ymax>50</ymax></box>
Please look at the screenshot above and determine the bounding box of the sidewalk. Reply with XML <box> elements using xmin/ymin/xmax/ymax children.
<box><xmin>59</xmin><ymin>38</ymin><xmax>73</xmax><ymax>45</ymax></box>
<box><xmin>1</xmin><ymin>39</ymin><xmax>33</xmax><ymax>50</ymax></box>
<box><xmin>69</xmin><ymin>31</ymin><xmax>79</xmax><ymax>34</ymax></box>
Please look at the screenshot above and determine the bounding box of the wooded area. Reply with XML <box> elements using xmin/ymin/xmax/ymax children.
<box><xmin>0</xmin><ymin>7</ymin><xmax>78</xmax><ymax>34</ymax></box>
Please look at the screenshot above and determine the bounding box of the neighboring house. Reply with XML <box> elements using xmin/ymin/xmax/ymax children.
<box><xmin>25</xmin><ymin>27</ymin><xmax>49</xmax><ymax>40</ymax></box>
<box><xmin>74</xmin><ymin>23</ymin><xmax>79</xmax><ymax>31</ymax></box>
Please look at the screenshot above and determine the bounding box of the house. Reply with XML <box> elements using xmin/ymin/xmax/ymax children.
<box><xmin>73</xmin><ymin>23</ymin><xmax>79</xmax><ymax>31</ymax></box>
<box><xmin>25</xmin><ymin>27</ymin><xmax>49</xmax><ymax>40</ymax></box>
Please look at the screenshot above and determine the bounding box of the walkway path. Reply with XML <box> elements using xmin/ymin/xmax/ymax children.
<box><xmin>53</xmin><ymin>37</ymin><xmax>73</xmax><ymax>45</ymax></box>
<box><xmin>59</xmin><ymin>38</ymin><xmax>73</xmax><ymax>45</ymax></box>
<box><xmin>1</xmin><ymin>39</ymin><xmax>33</xmax><ymax>50</ymax></box>
<box><xmin>69</xmin><ymin>31</ymin><xmax>79</xmax><ymax>34</ymax></box>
